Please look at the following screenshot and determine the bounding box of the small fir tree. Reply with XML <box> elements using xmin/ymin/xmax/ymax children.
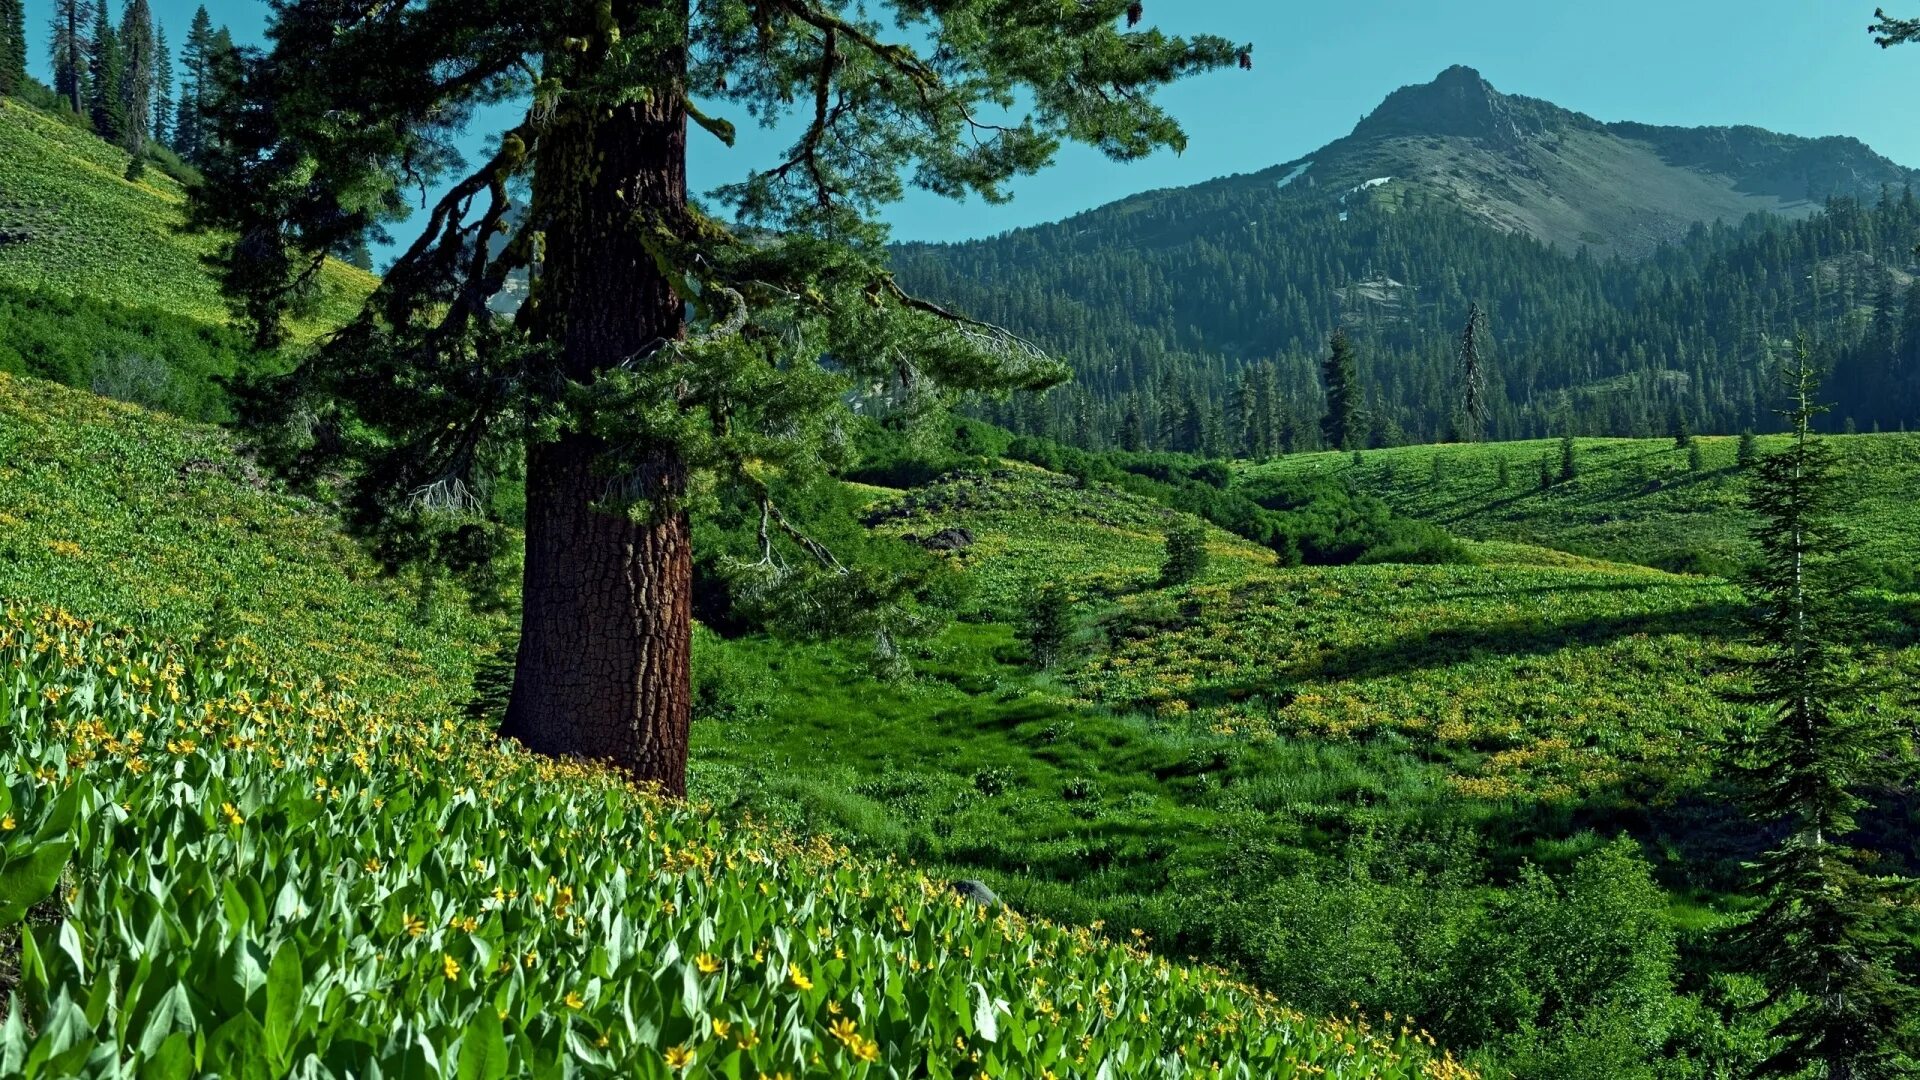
<box><xmin>1558</xmin><ymin>434</ymin><xmax>1578</xmax><ymax>483</ymax></box>
<box><xmin>1724</xmin><ymin>340</ymin><xmax>1917</xmax><ymax>1077</ymax></box>
<box><xmin>1161</xmin><ymin>524</ymin><xmax>1210</xmax><ymax>586</ymax></box>
<box><xmin>1687</xmin><ymin>442</ymin><xmax>1703</xmax><ymax>472</ymax></box>
<box><xmin>1538</xmin><ymin>455</ymin><xmax>1555</xmax><ymax>491</ymax></box>
<box><xmin>1019</xmin><ymin>584</ymin><xmax>1076</xmax><ymax>671</ymax></box>
<box><xmin>1670</xmin><ymin>403</ymin><xmax>1694</xmax><ymax>450</ymax></box>
<box><xmin>1496</xmin><ymin>456</ymin><xmax>1511</xmax><ymax>488</ymax></box>
<box><xmin>1737</xmin><ymin>429</ymin><xmax>1759</xmax><ymax>468</ymax></box>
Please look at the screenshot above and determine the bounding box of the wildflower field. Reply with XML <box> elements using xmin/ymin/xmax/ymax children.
<box><xmin>0</xmin><ymin>607</ymin><xmax>1468</xmax><ymax>1078</ymax></box>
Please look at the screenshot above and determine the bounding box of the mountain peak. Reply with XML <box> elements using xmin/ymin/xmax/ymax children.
<box><xmin>1351</xmin><ymin>65</ymin><xmax>1555</xmax><ymax>149</ymax></box>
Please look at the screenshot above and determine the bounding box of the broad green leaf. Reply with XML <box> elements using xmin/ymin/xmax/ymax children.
<box><xmin>136</xmin><ymin>1033</ymin><xmax>194</xmax><ymax>1080</ymax></box>
<box><xmin>0</xmin><ymin>842</ymin><xmax>70</xmax><ymax>927</ymax></box>
<box><xmin>264</xmin><ymin>946</ymin><xmax>303</xmax><ymax>1066</ymax></box>
<box><xmin>457</xmin><ymin>1006</ymin><xmax>509</xmax><ymax>1080</ymax></box>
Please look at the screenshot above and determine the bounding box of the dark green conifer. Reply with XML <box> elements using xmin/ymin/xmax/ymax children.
<box><xmin>118</xmin><ymin>0</ymin><xmax>157</xmax><ymax>156</ymax></box>
<box><xmin>1737</xmin><ymin>429</ymin><xmax>1759</xmax><ymax>468</ymax></box>
<box><xmin>1457</xmin><ymin>301</ymin><xmax>1489</xmax><ymax>442</ymax></box>
<box><xmin>1670</xmin><ymin>403</ymin><xmax>1694</xmax><ymax>450</ymax></box>
<box><xmin>1320</xmin><ymin>328</ymin><xmax>1362</xmax><ymax>452</ymax></box>
<box><xmin>1160</xmin><ymin>523</ymin><xmax>1210</xmax><ymax>586</ymax></box>
<box><xmin>1019</xmin><ymin>584</ymin><xmax>1076</xmax><ymax>670</ymax></box>
<box><xmin>1558</xmin><ymin>434</ymin><xmax>1577</xmax><ymax>483</ymax></box>
<box><xmin>50</xmin><ymin>0</ymin><xmax>89</xmax><ymax>115</ymax></box>
<box><xmin>151</xmin><ymin>24</ymin><xmax>172</xmax><ymax>146</ymax></box>
<box><xmin>171</xmin><ymin>7</ymin><xmax>216</xmax><ymax>163</ymax></box>
<box><xmin>0</xmin><ymin>0</ymin><xmax>27</xmax><ymax>98</ymax></box>
<box><xmin>1724</xmin><ymin>340</ymin><xmax>1917</xmax><ymax>1078</ymax></box>
<box><xmin>87</xmin><ymin>0</ymin><xmax>125</xmax><ymax>141</ymax></box>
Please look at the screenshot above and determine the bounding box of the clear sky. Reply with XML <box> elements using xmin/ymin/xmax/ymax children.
<box><xmin>21</xmin><ymin>0</ymin><xmax>1920</xmax><ymax>247</ymax></box>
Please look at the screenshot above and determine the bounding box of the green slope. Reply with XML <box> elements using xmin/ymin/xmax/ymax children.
<box><xmin>0</xmin><ymin>99</ymin><xmax>372</xmax><ymax>336</ymax></box>
<box><xmin>1243</xmin><ymin>434</ymin><xmax>1920</xmax><ymax>586</ymax></box>
<box><xmin>0</xmin><ymin>376</ymin><xmax>1475</xmax><ymax>1078</ymax></box>
<box><xmin>0</xmin><ymin>371</ymin><xmax>505</xmax><ymax>713</ymax></box>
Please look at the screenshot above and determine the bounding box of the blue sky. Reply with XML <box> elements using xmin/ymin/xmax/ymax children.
<box><xmin>21</xmin><ymin>0</ymin><xmax>1920</xmax><ymax>246</ymax></box>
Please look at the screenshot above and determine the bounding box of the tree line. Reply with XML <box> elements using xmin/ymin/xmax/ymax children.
<box><xmin>902</xmin><ymin>181</ymin><xmax>1920</xmax><ymax>456</ymax></box>
<box><xmin>0</xmin><ymin>2</ymin><xmax>235</xmax><ymax>178</ymax></box>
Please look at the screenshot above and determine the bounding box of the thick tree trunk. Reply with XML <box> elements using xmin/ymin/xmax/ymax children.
<box><xmin>500</xmin><ymin>20</ymin><xmax>692</xmax><ymax>795</ymax></box>
<box><xmin>503</xmin><ymin>432</ymin><xmax>692</xmax><ymax>795</ymax></box>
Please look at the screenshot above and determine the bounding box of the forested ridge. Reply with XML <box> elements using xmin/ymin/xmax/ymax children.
<box><xmin>896</xmin><ymin>116</ymin><xmax>1920</xmax><ymax>453</ymax></box>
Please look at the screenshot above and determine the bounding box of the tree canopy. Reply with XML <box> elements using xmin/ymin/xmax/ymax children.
<box><xmin>190</xmin><ymin>0</ymin><xmax>1248</xmax><ymax>792</ymax></box>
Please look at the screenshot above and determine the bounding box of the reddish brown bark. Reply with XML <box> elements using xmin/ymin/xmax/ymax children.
<box><xmin>500</xmin><ymin>17</ymin><xmax>693</xmax><ymax>796</ymax></box>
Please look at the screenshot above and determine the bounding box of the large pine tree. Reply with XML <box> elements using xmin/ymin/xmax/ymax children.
<box><xmin>170</xmin><ymin>6</ymin><xmax>212</xmax><ymax>163</ymax></box>
<box><xmin>1320</xmin><ymin>327</ymin><xmax>1362</xmax><ymax>451</ymax></box>
<box><xmin>1727</xmin><ymin>340</ymin><xmax>1916</xmax><ymax>1077</ymax></box>
<box><xmin>86</xmin><ymin>0</ymin><xmax>124</xmax><ymax>141</ymax></box>
<box><xmin>50</xmin><ymin>0</ymin><xmax>89</xmax><ymax>115</ymax></box>
<box><xmin>0</xmin><ymin>0</ymin><xmax>27</xmax><ymax>98</ymax></box>
<box><xmin>192</xmin><ymin>0</ymin><xmax>1248</xmax><ymax>795</ymax></box>
<box><xmin>1456</xmin><ymin>301</ymin><xmax>1489</xmax><ymax>442</ymax></box>
<box><xmin>151</xmin><ymin>22</ymin><xmax>171</xmax><ymax>147</ymax></box>
<box><xmin>118</xmin><ymin>0</ymin><xmax>157</xmax><ymax>156</ymax></box>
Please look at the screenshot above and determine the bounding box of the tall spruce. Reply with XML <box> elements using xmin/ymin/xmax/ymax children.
<box><xmin>191</xmin><ymin>0</ymin><xmax>1248</xmax><ymax>795</ymax></box>
<box><xmin>1456</xmin><ymin>301</ymin><xmax>1489</xmax><ymax>441</ymax></box>
<box><xmin>86</xmin><ymin>0</ymin><xmax>124</xmax><ymax>141</ymax></box>
<box><xmin>0</xmin><ymin>0</ymin><xmax>27</xmax><ymax>97</ymax></box>
<box><xmin>170</xmin><ymin>6</ymin><xmax>212</xmax><ymax>163</ymax></box>
<box><xmin>1320</xmin><ymin>327</ymin><xmax>1362</xmax><ymax>451</ymax></box>
<box><xmin>51</xmin><ymin>0</ymin><xmax>89</xmax><ymax>114</ymax></box>
<box><xmin>118</xmin><ymin>0</ymin><xmax>157</xmax><ymax>156</ymax></box>
<box><xmin>151</xmin><ymin>23</ymin><xmax>171</xmax><ymax>147</ymax></box>
<box><xmin>1726</xmin><ymin>340</ymin><xmax>1916</xmax><ymax>1077</ymax></box>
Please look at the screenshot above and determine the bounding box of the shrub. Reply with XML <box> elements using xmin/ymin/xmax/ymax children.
<box><xmin>972</xmin><ymin>765</ymin><xmax>1015</xmax><ymax>796</ymax></box>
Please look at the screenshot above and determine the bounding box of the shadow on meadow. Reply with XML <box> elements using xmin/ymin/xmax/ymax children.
<box><xmin>1290</xmin><ymin>598</ymin><xmax>1743</xmax><ymax>683</ymax></box>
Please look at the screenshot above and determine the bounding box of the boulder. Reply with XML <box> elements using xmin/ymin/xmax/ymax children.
<box><xmin>920</xmin><ymin>527</ymin><xmax>975</xmax><ymax>552</ymax></box>
<box><xmin>951</xmin><ymin>879</ymin><xmax>1000</xmax><ymax>909</ymax></box>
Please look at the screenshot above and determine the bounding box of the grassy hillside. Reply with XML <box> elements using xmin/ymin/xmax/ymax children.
<box><xmin>0</xmin><ymin>371</ymin><xmax>504</xmax><ymax>712</ymax></box>
<box><xmin>1244</xmin><ymin>434</ymin><xmax>1920</xmax><ymax>586</ymax></box>
<box><xmin>18</xmin><ymin>371</ymin><xmax>1917</xmax><ymax>1074</ymax></box>
<box><xmin>0</xmin><ymin>99</ymin><xmax>372</xmax><ymax>337</ymax></box>
<box><xmin>699</xmin><ymin>465</ymin><xmax>1849</xmax><ymax>1075</ymax></box>
<box><xmin>0</xmin><ymin>381</ymin><xmax>1476</xmax><ymax>1075</ymax></box>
